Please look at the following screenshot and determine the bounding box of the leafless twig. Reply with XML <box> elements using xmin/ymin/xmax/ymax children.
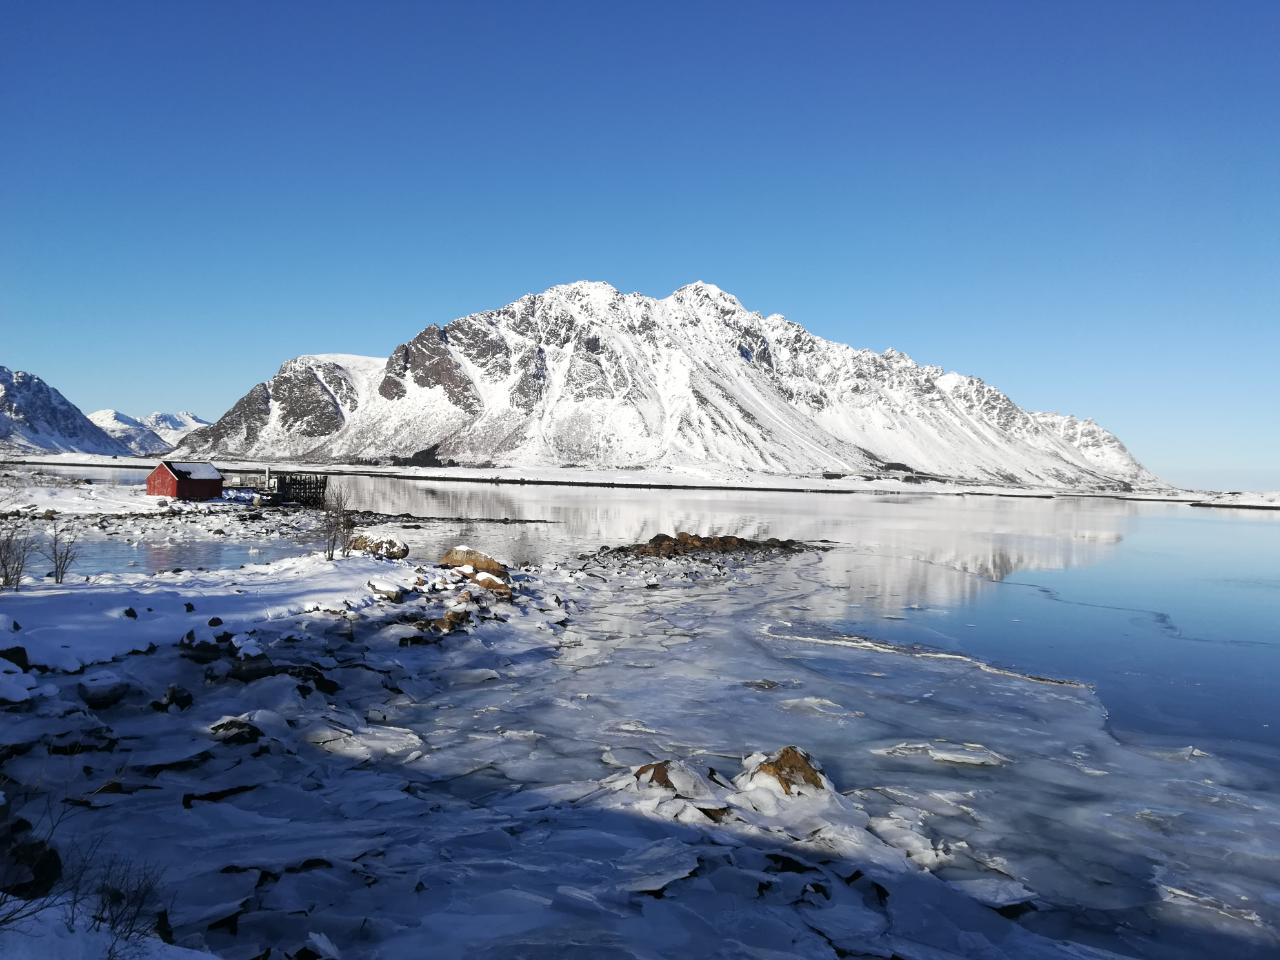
<box><xmin>39</xmin><ymin>518</ymin><xmax>78</xmax><ymax>584</ymax></box>
<box><xmin>0</xmin><ymin>520</ymin><xmax>36</xmax><ymax>590</ymax></box>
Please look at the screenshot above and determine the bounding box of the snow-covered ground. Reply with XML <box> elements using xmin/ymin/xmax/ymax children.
<box><xmin>2</xmin><ymin>535</ymin><xmax>1276</xmax><ymax>959</ymax></box>
<box><xmin>1194</xmin><ymin>490</ymin><xmax>1280</xmax><ymax>509</ymax></box>
<box><xmin>0</xmin><ymin>909</ymin><xmax>215</xmax><ymax>960</ymax></box>
<box><xmin>0</xmin><ymin>468</ymin><xmax>227</xmax><ymax>517</ymax></box>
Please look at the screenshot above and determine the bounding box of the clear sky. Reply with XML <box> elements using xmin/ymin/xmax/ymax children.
<box><xmin>2</xmin><ymin>2</ymin><xmax>1277</xmax><ymax>489</ymax></box>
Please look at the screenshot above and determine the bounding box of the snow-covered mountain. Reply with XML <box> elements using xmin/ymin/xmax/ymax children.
<box><xmin>88</xmin><ymin>409</ymin><xmax>172</xmax><ymax>455</ymax></box>
<box><xmin>0</xmin><ymin>366</ymin><xmax>130</xmax><ymax>456</ymax></box>
<box><xmin>85</xmin><ymin>410</ymin><xmax>211</xmax><ymax>456</ymax></box>
<box><xmin>141</xmin><ymin>411</ymin><xmax>210</xmax><ymax>448</ymax></box>
<box><xmin>179</xmin><ymin>282</ymin><xmax>1163</xmax><ymax>488</ymax></box>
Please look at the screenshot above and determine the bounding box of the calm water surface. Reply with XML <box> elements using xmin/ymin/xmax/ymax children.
<box><xmin>333</xmin><ymin>476</ymin><xmax>1279</xmax><ymax>759</ymax></box>
<box><xmin>41</xmin><ymin>467</ymin><xmax>1280</xmax><ymax>759</ymax></box>
<box><xmin>30</xmin><ymin>465</ymin><xmax>313</xmax><ymax>576</ymax></box>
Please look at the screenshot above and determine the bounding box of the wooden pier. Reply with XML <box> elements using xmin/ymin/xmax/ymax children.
<box><xmin>223</xmin><ymin>468</ymin><xmax>329</xmax><ymax>508</ymax></box>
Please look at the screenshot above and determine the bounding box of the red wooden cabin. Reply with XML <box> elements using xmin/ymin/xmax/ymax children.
<box><xmin>146</xmin><ymin>461</ymin><xmax>224</xmax><ymax>501</ymax></box>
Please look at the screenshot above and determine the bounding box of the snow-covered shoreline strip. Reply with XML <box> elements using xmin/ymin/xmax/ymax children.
<box><xmin>1189</xmin><ymin>490</ymin><xmax>1280</xmax><ymax>510</ymax></box>
<box><xmin>2</xmin><ymin>454</ymin><xmax>1205</xmax><ymax>502</ymax></box>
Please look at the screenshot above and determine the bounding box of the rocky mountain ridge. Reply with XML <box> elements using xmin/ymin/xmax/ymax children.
<box><xmin>174</xmin><ymin>281</ymin><xmax>1161</xmax><ymax>488</ymax></box>
<box><xmin>88</xmin><ymin>409</ymin><xmax>173</xmax><ymax>455</ymax></box>
<box><xmin>0</xmin><ymin>366</ymin><xmax>130</xmax><ymax>457</ymax></box>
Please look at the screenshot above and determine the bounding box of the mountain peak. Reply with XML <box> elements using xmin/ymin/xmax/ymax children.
<box><xmin>0</xmin><ymin>368</ymin><xmax>131</xmax><ymax>456</ymax></box>
<box><xmin>670</xmin><ymin>281</ymin><xmax>743</xmax><ymax>309</ymax></box>
<box><xmin>540</xmin><ymin>280</ymin><xmax>622</xmax><ymax>299</ymax></box>
<box><xmin>89</xmin><ymin>408</ymin><xmax>170</xmax><ymax>455</ymax></box>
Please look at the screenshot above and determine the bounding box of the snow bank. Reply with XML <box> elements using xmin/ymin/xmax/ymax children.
<box><xmin>1195</xmin><ymin>490</ymin><xmax>1280</xmax><ymax>509</ymax></box>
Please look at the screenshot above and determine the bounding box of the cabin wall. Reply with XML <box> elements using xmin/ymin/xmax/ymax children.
<box><xmin>144</xmin><ymin>469</ymin><xmax>222</xmax><ymax>501</ymax></box>
<box><xmin>178</xmin><ymin>479</ymin><xmax>224</xmax><ymax>501</ymax></box>
<box><xmin>146</xmin><ymin>469</ymin><xmax>178</xmax><ymax>498</ymax></box>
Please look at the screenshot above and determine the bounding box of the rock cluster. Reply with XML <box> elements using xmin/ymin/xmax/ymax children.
<box><xmin>350</xmin><ymin>535</ymin><xmax>410</xmax><ymax>559</ymax></box>
<box><xmin>612</xmin><ymin>531</ymin><xmax>807</xmax><ymax>559</ymax></box>
<box><xmin>438</xmin><ymin>545</ymin><xmax>513</xmax><ymax>598</ymax></box>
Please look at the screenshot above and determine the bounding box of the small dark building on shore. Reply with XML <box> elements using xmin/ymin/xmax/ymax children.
<box><xmin>146</xmin><ymin>461</ymin><xmax>224</xmax><ymax>501</ymax></box>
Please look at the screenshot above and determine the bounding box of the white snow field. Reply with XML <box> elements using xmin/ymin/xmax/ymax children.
<box><xmin>0</xmin><ymin>469</ymin><xmax>226</xmax><ymax>517</ymax></box>
<box><xmin>1195</xmin><ymin>490</ymin><xmax>1280</xmax><ymax>509</ymax></box>
<box><xmin>1</xmin><ymin>539</ymin><xmax>1277</xmax><ymax>959</ymax></box>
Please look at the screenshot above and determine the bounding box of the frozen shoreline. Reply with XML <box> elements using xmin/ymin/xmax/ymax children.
<box><xmin>2</xmin><ymin>533</ymin><xmax>1277</xmax><ymax>958</ymax></box>
<box><xmin>2</xmin><ymin>453</ymin><xmax>1208</xmax><ymax>504</ymax></box>
<box><xmin>1190</xmin><ymin>490</ymin><xmax>1280</xmax><ymax>510</ymax></box>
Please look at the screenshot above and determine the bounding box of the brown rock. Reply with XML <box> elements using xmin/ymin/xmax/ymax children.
<box><xmin>351</xmin><ymin>535</ymin><xmax>410</xmax><ymax>560</ymax></box>
<box><xmin>634</xmin><ymin>760</ymin><xmax>675</xmax><ymax>789</ymax></box>
<box><xmin>615</xmin><ymin>532</ymin><xmax>809</xmax><ymax>560</ymax></box>
<box><xmin>697</xmin><ymin>806</ymin><xmax>733</xmax><ymax>823</ymax></box>
<box><xmin>429</xmin><ymin>608</ymin><xmax>471</xmax><ymax>635</ymax></box>
<box><xmin>465</xmin><ymin>569</ymin><xmax>512</xmax><ymax>599</ymax></box>
<box><xmin>439</xmin><ymin>546</ymin><xmax>508</xmax><ymax>578</ymax></box>
<box><xmin>755</xmin><ymin>746</ymin><xmax>826</xmax><ymax>796</ymax></box>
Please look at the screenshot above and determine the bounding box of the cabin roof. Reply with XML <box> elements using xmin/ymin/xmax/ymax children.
<box><xmin>157</xmin><ymin>461</ymin><xmax>223</xmax><ymax>481</ymax></box>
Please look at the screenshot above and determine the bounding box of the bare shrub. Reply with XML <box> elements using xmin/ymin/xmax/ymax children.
<box><xmin>1</xmin><ymin>790</ymin><xmax>163</xmax><ymax>956</ymax></box>
<box><xmin>89</xmin><ymin>855</ymin><xmax>164</xmax><ymax>959</ymax></box>
<box><xmin>321</xmin><ymin>483</ymin><xmax>355</xmax><ymax>561</ymax></box>
<box><xmin>39</xmin><ymin>518</ymin><xmax>78</xmax><ymax>584</ymax></box>
<box><xmin>0</xmin><ymin>521</ymin><xmax>36</xmax><ymax>590</ymax></box>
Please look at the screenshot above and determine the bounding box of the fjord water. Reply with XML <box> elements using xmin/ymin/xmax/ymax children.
<box><xmin>326</xmin><ymin>475</ymin><xmax>1279</xmax><ymax>762</ymax></box>
<box><xmin>53</xmin><ymin>466</ymin><xmax>1280</xmax><ymax>760</ymax></box>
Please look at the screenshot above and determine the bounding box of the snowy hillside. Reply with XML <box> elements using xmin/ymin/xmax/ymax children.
<box><xmin>0</xmin><ymin>366</ymin><xmax>130</xmax><ymax>456</ymax></box>
<box><xmin>142</xmin><ymin>410</ymin><xmax>210</xmax><ymax>447</ymax></box>
<box><xmin>88</xmin><ymin>408</ymin><xmax>172</xmax><ymax>455</ymax></box>
<box><xmin>180</xmin><ymin>283</ymin><xmax>1162</xmax><ymax>488</ymax></box>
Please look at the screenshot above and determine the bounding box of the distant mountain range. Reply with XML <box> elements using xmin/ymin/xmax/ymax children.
<box><xmin>173</xmin><ymin>281</ymin><xmax>1162</xmax><ymax>489</ymax></box>
<box><xmin>0</xmin><ymin>365</ymin><xmax>205</xmax><ymax>458</ymax></box>
<box><xmin>88</xmin><ymin>409</ymin><xmax>210</xmax><ymax>455</ymax></box>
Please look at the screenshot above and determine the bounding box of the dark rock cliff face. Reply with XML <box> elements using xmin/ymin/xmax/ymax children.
<box><xmin>179</xmin><ymin>384</ymin><xmax>271</xmax><ymax>455</ymax></box>
<box><xmin>379</xmin><ymin>327</ymin><xmax>480</xmax><ymax>413</ymax></box>
<box><xmin>176</xmin><ymin>282</ymin><xmax>1162</xmax><ymax>488</ymax></box>
<box><xmin>275</xmin><ymin>363</ymin><xmax>349</xmax><ymax>438</ymax></box>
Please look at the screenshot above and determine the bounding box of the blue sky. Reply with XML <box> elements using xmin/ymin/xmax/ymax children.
<box><xmin>2</xmin><ymin>2</ymin><xmax>1277</xmax><ymax>489</ymax></box>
